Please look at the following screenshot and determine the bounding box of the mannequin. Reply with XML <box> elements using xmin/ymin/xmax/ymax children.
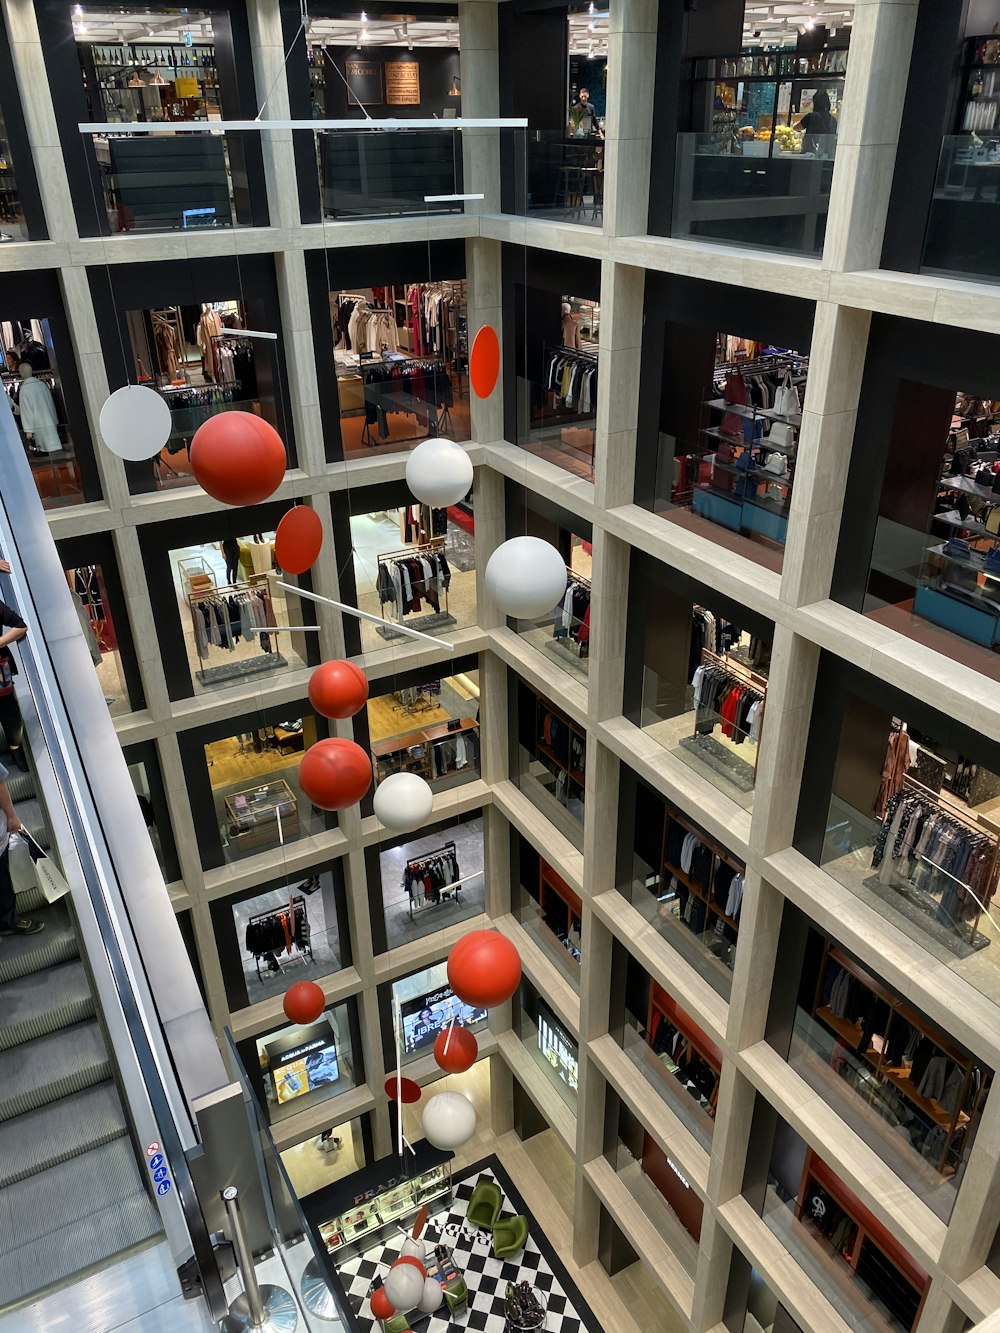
<box><xmin>561</xmin><ymin>302</ymin><xmax>581</xmax><ymax>351</ymax></box>
<box><xmin>16</xmin><ymin>363</ymin><xmax>61</xmax><ymax>453</ymax></box>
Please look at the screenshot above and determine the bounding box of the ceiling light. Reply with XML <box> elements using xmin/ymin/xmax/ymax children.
<box><xmin>805</xmin><ymin>17</ymin><xmax>815</xmax><ymax>28</ymax></box>
<box><xmin>360</xmin><ymin>10</ymin><xmax>367</xmax><ymax>22</ymax></box>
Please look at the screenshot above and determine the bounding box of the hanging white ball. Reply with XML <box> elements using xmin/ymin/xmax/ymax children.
<box><xmin>418</xmin><ymin>1276</ymin><xmax>444</xmax><ymax>1314</ymax></box>
<box><xmin>99</xmin><ymin>384</ymin><xmax>172</xmax><ymax>461</ymax></box>
<box><xmin>421</xmin><ymin>1090</ymin><xmax>477</xmax><ymax>1150</ymax></box>
<box><xmin>400</xmin><ymin>1236</ymin><xmax>427</xmax><ymax>1263</ymax></box>
<box><xmin>384</xmin><ymin>1258</ymin><xmax>425</xmax><ymax>1311</ymax></box>
<box><xmin>484</xmin><ymin>536</ymin><xmax>568</xmax><ymax>621</ymax></box>
<box><xmin>373</xmin><ymin>772</ymin><xmax>434</xmax><ymax>833</ymax></box>
<box><xmin>405</xmin><ymin>437</ymin><xmax>473</xmax><ymax>508</ymax></box>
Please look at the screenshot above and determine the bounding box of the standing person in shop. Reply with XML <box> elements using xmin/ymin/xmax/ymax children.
<box><xmin>569</xmin><ymin>87</ymin><xmax>602</xmax><ymax>138</ymax></box>
<box><xmin>221</xmin><ymin>536</ymin><xmax>241</xmax><ymax>586</ymax></box>
<box><xmin>795</xmin><ymin>89</ymin><xmax>837</xmax><ymax>155</ymax></box>
<box><xmin>0</xmin><ymin>563</ymin><xmax>29</xmax><ymax>773</ymax></box>
<box><xmin>0</xmin><ymin>763</ymin><xmax>43</xmax><ymax>936</ymax></box>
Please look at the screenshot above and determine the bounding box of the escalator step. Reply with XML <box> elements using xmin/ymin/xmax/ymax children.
<box><xmin>4</xmin><ymin>773</ymin><xmax>35</xmax><ymax>803</ymax></box>
<box><xmin>0</xmin><ymin>1021</ymin><xmax>110</xmax><ymax>1122</ymax></box>
<box><xmin>0</xmin><ymin>1188</ymin><xmax>161</xmax><ymax>1308</ymax></box>
<box><xmin>0</xmin><ymin>959</ymin><xmax>95</xmax><ymax>1051</ymax></box>
<box><xmin>0</xmin><ymin>903</ymin><xmax>78</xmax><ymax>986</ymax></box>
<box><xmin>0</xmin><ymin>1083</ymin><xmax>127</xmax><ymax>1188</ymax></box>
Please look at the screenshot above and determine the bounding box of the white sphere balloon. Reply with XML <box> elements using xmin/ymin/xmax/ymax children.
<box><xmin>421</xmin><ymin>1090</ymin><xmax>477</xmax><ymax>1151</ymax></box>
<box><xmin>400</xmin><ymin>1236</ymin><xmax>427</xmax><ymax>1263</ymax></box>
<box><xmin>99</xmin><ymin>384</ymin><xmax>172</xmax><ymax>461</ymax></box>
<box><xmin>485</xmin><ymin>536</ymin><xmax>567</xmax><ymax>621</ymax></box>
<box><xmin>373</xmin><ymin>772</ymin><xmax>434</xmax><ymax>833</ymax></box>
<box><xmin>405</xmin><ymin>437</ymin><xmax>473</xmax><ymax>507</ymax></box>
<box><xmin>418</xmin><ymin>1276</ymin><xmax>443</xmax><ymax>1314</ymax></box>
<box><xmin>384</xmin><ymin>1259</ymin><xmax>425</xmax><ymax>1312</ymax></box>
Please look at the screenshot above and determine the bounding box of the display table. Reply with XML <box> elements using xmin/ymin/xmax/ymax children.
<box><xmin>504</xmin><ymin>1280</ymin><xmax>547</xmax><ymax>1330</ymax></box>
<box><xmin>303</xmin><ymin>1141</ymin><xmax>454</xmax><ymax>1263</ymax></box>
<box><xmin>371</xmin><ymin>718</ymin><xmax>479</xmax><ymax>784</ymax></box>
<box><xmin>224</xmin><ymin>778</ymin><xmax>298</xmax><ymax>849</ymax></box>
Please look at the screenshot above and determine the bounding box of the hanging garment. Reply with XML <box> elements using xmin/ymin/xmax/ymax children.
<box><xmin>16</xmin><ymin>375</ymin><xmax>61</xmax><ymax>452</ymax></box>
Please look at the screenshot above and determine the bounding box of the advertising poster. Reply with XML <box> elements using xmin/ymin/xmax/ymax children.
<box><xmin>401</xmin><ymin>984</ymin><xmax>487</xmax><ymax>1054</ymax></box>
<box><xmin>345</xmin><ymin>59</ymin><xmax>383</xmax><ymax>106</ymax></box>
<box><xmin>385</xmin><ymin>61</ymin><xmax>421</xmax><ymax>106</ymax></box>
<box><xmin>268</xmin><ymin>1021</ymin><xmax>340</xmax><ymax>1104</ymax></box>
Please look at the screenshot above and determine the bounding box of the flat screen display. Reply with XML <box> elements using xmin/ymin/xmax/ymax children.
<box><xmin>400</xmin><ymin>984</ymin><xmax>486</xmax><ymax>1055</ymax></box>
<box><xmin>269</xmin><ymin>1023</ymin><xmax>340</xmax><ymax>1104</ymax></box>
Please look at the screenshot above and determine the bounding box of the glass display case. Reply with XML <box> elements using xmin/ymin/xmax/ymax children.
<box><xmin>224</xmin><ymin>778</ymin><xmax>299</xmax><ymax>850</ymax></box>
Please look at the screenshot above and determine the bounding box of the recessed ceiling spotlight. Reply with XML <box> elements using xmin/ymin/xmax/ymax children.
<box><xmin>805</xmin><ymin>17</ymin><xmax>815</xmax><ymax>28</ymax></box>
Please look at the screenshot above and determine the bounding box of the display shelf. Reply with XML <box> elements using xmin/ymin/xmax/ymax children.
<box><xmin>700</xmin><ymin>426</ymin><xmax>796</xmax><ymax>458</ymax></box>
<box><xmin>704</xmin><ymin>396</ymin><xmax>801</xmax><ymax>428</ymax></box>
<box><xmin>371</xmin><ymin>717</ymin><xmax>479</xmax><ymax>785</ymax></box>
<box><xmin>225</xmin><ymin>779</ymin><xmax>299</xmax><ymax>849</ymax></box>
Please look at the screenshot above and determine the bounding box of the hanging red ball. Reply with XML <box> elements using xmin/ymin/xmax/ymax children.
<box><xmin>283</xmin><ymin>980</ymin><xmax>325</xmax><ymax>1026</ymax></box>
<box><xmin>189</xmin><ymin>412</ymin><xmax>287</xmax><ymax>506</ymax></box>
<box><xmin>308</xmin><ymin>660</ymin><xmax>369</xmax><ymax>720</ymax></box>
<box><xmin>433</xmin><ymin>1025</ymin><xmax>478</xmax><ymax>1075</ymax></box>
<box><xmin>299</xmin><ymin>737</ymin><xmax>372</xmax><ymax>811</ymax></box>
<box><xmin>385</xmin><ymin>1074</ymin><xmax>422</xmax><ymax>1104</ymax></box>
<box><xmin>275</xmin><ymin>505</ymin><xmax>323</xmax><ymax>574</ymax></box>
<box><xmin>370</xmin><ymin>1285</ymin><xmax>395</xmax><ymax>1320</ymax></box>
<box><xmin>447</xmin><ymin>931</ymin><xmax>522</xmax><ymax>1009</ymax></box>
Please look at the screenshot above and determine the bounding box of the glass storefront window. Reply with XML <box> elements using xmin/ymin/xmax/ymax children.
<box><xmin>234</xmin><ymin>869</ymin><xmax>345</xmax><ymax>1004</ymax></box>
<box><xmin>279</xmin><ymin>1114</ymin><xmax>368</xmax><ymax>1200</ymax></box>
<box><xmin>331</xmin><ymin>280</ymin><xmax>470</xmax><ymax>460</ymax></box>
<box><xmin>368</xmin><ymin>673</ymin><xmax>480</xmax><ymax>799</ymax></box>
<box><xmin>769</xmin><ymin>911</ymin><xmax>992</xmax><ymax>1226</ymax></box>
<box><xmin>377</xmin><ymin>813</ymin><xmax>484</xmax><ymax>951</ymax></box>
<box><xmin>0</xmin><ymin>105</ymin><xmax>27</xmax><ymax>243</ymax></box>
<box><xmin>65</xmin><ymin>562</ymin><xmax>131</xmax><ymax>716</ymax></box>
<box><xmin>516</xmin><ymin>681</ymin><xmax>586</xmax><ymax>849</ymax></box>
<box><xmin>514</xmin><ymin>532</ymin><xmax>591</xmax><ymax>685</ymax></box>
<box><xmin>251</xmin><ymin>1002</ymin><xmax>358</xmax><ymax>1125</ymax></box>
<box><xmin>516</xmin><ymin>978</ymin><xmax>578</xmax><ymax>1112</ymax></box>
<box><xmin>168</xmin><ymin>533</ymin><xmax>311</xmax><ymax>693</ymax></box>
<box><xmin>4</xmin><ymin>316</ymin><xmax>85</xmax><ymax>508</ymax></box>
<box><xmin>349</xmin><ymin>504</ymin><xmax>476</xmax><ymax>656</ymax></box>
<box><xmin>619</xmin><ymin>773</ymin><xmax>745</xmax><ymax>1001</ymax></box>
<box><xmin>514</xmin><ymin>290</ymin><xmax>599</xmax><ymax>482</ymax></box>
<box><xmin>127</xmin><ymin>301</ymin><xmax>283</xmax><ymax>493</ymax></box>
<box><xmin>123</xmin><ymin>746</ymin><xmax>179</xmax><ymax>884</ymax></box>
<box><xmin>515</xmin><ymin>843</ymin><xmax>582</xmax><ymax>990</ymax></box>
<box><xmin>606</xmin><ymin>1119</ymin><xmax>700</xmax><ymax>1278</ymax></box>
<box><xmin>389</xmin><ymin>961</ymin><xmax>488</xmax><ymax>1067</ymax></box>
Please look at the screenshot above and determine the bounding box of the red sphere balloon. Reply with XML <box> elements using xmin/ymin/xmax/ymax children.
<box><xmin>433</xmin><ymin>1025</ymin><xmax>478</xmax><ymax>1075</ymax></box>
<box><xmin>275</xmin><ymin>505</ymin><xmax>323</xmax><ymax>574</ymax></box>
<box><xmin>308</xmin><ymin>660</ymin><xmax>369</xmax><ymax>720</ymax></box>
<box><xmin>470</xmin><ymin>325</ymin><xmax>500</xmax><ymax>399</ymax></box>
<box><xmin>283</xmin><ymin>979</ymin><xmax>325</xmax><ymax>1026</ymax></box>
<box><xmin>299</xmin><ymin>737</ymin><xmax>372</xmax><ymax>811</ymax></box>
<box><xmin>385</xmin><ymin>1074</ymin><xmax>422</xmax><ymax>1104</ymax></box>
<box><xmin>189</xmin><ymin>411</ymin><xmax>286</xmax><ymax>506</ymax></box>
<box><xmin>447</xmin><ymin>931</ymin><xmax>522</xmax><ymax>1009</ymax></box>
<box><xmin>370</xmin><ymin>1286</ymin><xmax>395</xmax><ymax>1320</ymax></box>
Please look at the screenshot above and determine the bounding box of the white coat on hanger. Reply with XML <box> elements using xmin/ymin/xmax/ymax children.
<box><xmin>17</xmin><ymin>366</ymin><xmax>60</xmax><ymax>453</ymax></box>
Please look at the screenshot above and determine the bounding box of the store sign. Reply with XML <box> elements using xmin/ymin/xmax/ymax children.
<box><xmin>345</xmin><ymin>59</ymin><xmax>383</xmax><ymax>106</ymax></box>
<box><xmin>385</xmin><ymin>61</ymin><xmax>420</xmax><ymax>105</ymax></box>
<box><xmin>267</xmin><ymin>1019</ymin><xmax>340</xmax><ymax>1105</ymax></box>
<box><xmin>400</xmin><ymin>984</ymin><xmax>487</xmax><ymax>1054</ymax></box>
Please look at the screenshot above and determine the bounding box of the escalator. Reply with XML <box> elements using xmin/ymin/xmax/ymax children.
<box><xmin>0</xmin><ymin>750</ymin><xmax>162</xmax><ymax>1306</ymax></box>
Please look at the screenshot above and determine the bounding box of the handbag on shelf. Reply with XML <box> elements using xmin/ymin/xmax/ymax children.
<box><xmin>766</xmin><ymin>421</ymin><xmax>796</xmax><ymax>449</ymax></box>
<box><xmin>742</xmin><ymin>415</ymin><xmax>764</xmax><ymax>443</ymax></box>
<box><xmin>712</xmin><ymin>441</ymin><xmax>737</xmax><ymax>492</ymax></box>
<box><xmin>773</xmin><ymin>370</ymin><xmax>801</xmax><ymax>418</ymax></box>
<box><xmin>720</xmin><ymin>370</ymin><xmax>748</xmax><ymax>439</ymax></box>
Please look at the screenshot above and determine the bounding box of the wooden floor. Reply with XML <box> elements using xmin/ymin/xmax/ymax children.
<box><xmin>204</xmin><ymin>735</ymin><xmax>301</xmax><ymax>790</ymax></box>
<box><xmin>365</xmin><ymin>691</ymin><xmax>453</xmax><ymax>743</ymax></box>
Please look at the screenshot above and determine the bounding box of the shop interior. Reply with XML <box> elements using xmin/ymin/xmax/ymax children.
<box><xmin>367</xmin><ymin>670</ymin><xmax>480</xmax><ymax>796</ymax></box>
<box><xmin>234</xmin><ymin>869</ymin><xmax>345</xmax><ymax>1005</ymax></box>
<box><xmin>126</xmin><ymin>299</ymin><xmax>272</xmax><ymax>491</ymax></box>
<box><xmin>280</xmin><ymin>1114</ymin><xmax>368</xmax><ymax>1202</ymax></box>
<box><xmin>515</xmin><ymin>530</ymin><xmax>591</xmax><ymax>684</ymax></box>
<box><xmin>203</xmin><ymin>709</ymin><xmax>328</xmax><ymax>866</ymax></box>
<box><xmin>63</xmin><ymin>561</ymin><xmax>130</xmax><ymax>717</ymax></box>
<box><xmin>0</xmin><ymin>105</ymin><xmax>28</xmax><ymax>244</ymax></box>
<box><xmin>168</xmin><ymin>531</ymin><xmax>310</xmax><ymax>693</ymax></box>
<box><xmin>515</xmin><ymin>834</ymin><xmax>583</xmax><ymax>987</ymax></box>
<box><xmin>518</xmin><ymin>290</ymin><xmax>599</xmax><ymax>482</ymax></box>
<box><xmin>813</xmin><ymin>693</ymin><xmax>1000</xmax><ymax>1013</ymax></box>
<box><xmin>516</xmin><ymin>679</ymin><xmax>586</xmax><ymax>851</ymax></box>
<box><xmin>623</xmin><ymin>770</ymin><xmax>746</xmax><ymax>1002</ymax></box>
<box><xmin>3</xmin><ymin>315</ymin><xmax>84</xmax><ymax>508</ymax></box>
<box><xmin>390</xmin><ymin>961</ymin><xmax>490</xmax><ymax>1067</ymax></box>
<box><xmin>861</xmin><ymin>384</ymin><xmax>1000</xmax><ymax>683</ymax></box>
<box><xmin>376</xmin><ymin>813</ymin><xmax>484</xmax><ymax>951</ymax></box>
<box><xmin>331</xmin><ymin>280</ymin><xmax>469</xmax><ymax>458</ymax></box>
<box><xmin>631</xmin><ymin>557</ymin><xmax>773</xmax><ymax>811</ymax></box>
<box><xmin>515</xmin><ymin>977</ymin><xmax>579</xmax><ymax>1111</ymax></box>
<box><xmin>655</xmin><ymin>331</ymin><xmax>806</xmax><ymax>574</ymax></box>
<box><xmin>349</xmin><ymin>503</ymin><xmax>477</xmax><ymax>656</ymax></box>
<box><xmin>250</xmin><ymin>1000</ymin><xmax>357</xmax><ymax>1125</ymax></box>
<box><xmin>774</xmin><ymin>909</ymin><xmax>992</xmax><ymax>1227</ymax></box>
<box><xmin>72</xmin><ymin>7</ymin><xmax>255</xmax><ymax>232</ymax></box>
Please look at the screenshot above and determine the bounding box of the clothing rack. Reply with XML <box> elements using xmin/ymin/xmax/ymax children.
<box><xmin>357</xmin><ymin>355</ymin><xmax>454</xmax><ymax>446</ymax></box>
<box><xmin>693</xmin><ymin>647</ymin><xmax>768</xmax><ymax>773</ymax></box>
<box><xmin>403</xmin><ymin>840</ymin><xmax>464</xmax><ymax>917</ymax></box>
<box><xmin>552</xmin><ymin>567</ymin><xmax>591</xmax><ymax>656</ymax></box>
<box><xmin>376</xmin><ymin>539</ymin><xmax>451</xmax><ymax>626</ymax></box>
<box><xmin>246</xmin><ymin>893</ymin><xmax>313</xmax><ymax>980</ymax></box>
<box><xmin>188</xmin><ymin>580</ymin><xmax>283</xmax><ymax>662</ymax></box>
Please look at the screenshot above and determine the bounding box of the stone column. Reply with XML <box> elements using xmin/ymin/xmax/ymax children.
<box><xmin>246</xmin><ymin>0</ymin><xmax>301</xmax><ymax>233</ymax></box>
<box><xmin>601</xmin><ymin>0</ymin><xmax>657</xmax><ymax>238</ymax></box>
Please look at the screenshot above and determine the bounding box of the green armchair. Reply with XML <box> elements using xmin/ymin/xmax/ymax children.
<box><xmin>443</xmin><ymin>1276</ymin><xmax>469</xmax><ymax>1317</ymax></box>
<box><xmin>492</xmin><ymin>1214</ymin><xmax>529</xmax><ymax>1259</ymax></box>
<box><xmin>466</xmin><ymin>1179</ymin><xmax>503</xmax><ymax>1230</ymax></box>
<box><xmin>381</xmin><ymin>1314</ymin><xmax>411</xmax><ymax>1333</ymax></box>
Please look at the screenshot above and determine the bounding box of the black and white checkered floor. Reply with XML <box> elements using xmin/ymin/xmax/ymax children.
<box><xmin>336</xmin><ymin>1159</ymin><xmax>603</xmax><ymax>1333</ymax></box>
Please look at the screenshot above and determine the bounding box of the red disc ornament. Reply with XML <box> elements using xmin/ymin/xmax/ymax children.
<box><xmin>447</xmin><ymin>931</ymin><xmax>522</xmax><ymax>1009</ymax></box>
<box><xmin>385</xmin><ymin>1075</ymin><xmax>422</xmax><ymax>1104</ymax></box>
<box><xmin>308</xmin><ymin>660</ymin><xmax>369</xmax><ymax>720</ymax></box>
<box><xmin>275</xmin><ymin>505</ymin><xmax>323</xmax><ymax>574</ymax></box>
<box><xmin>433</xmin><ymin>1024</ymin><xmax>478</xmax><ymax>1075</ymax></box>
<box><xmin>283</xmin><ymin>979</ymin><xmax>325</xmax><ymax>1026</ymax></box>
<box><xmin>299</xmin><ymin>738</ymin><xmax>372</xmax><ymax>811</ymax></box>
<box><xmin>370</xmin><ymin>1286</ymin><xmax>395</xmax><ymax>1321</ymax></box>
<box><xmin>189</xmin><ymin>412</ymin><xmax>287</xmax><ymax>506</ymax></box>
<box><xmin>470</xmin><ymin>325</ymin><xmax>500</xmax><ymax>399</ymax></box>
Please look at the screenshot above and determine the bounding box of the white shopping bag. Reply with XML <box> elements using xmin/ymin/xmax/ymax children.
<box><xmin>8</xmin><ymin>832</ymin><xmax>36</xmax><ymax>895</ymax></box>
<box><xmin>22</xmin><ymin>830</ymin><xmax>69</xmax><ymax>904</ymax></box>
